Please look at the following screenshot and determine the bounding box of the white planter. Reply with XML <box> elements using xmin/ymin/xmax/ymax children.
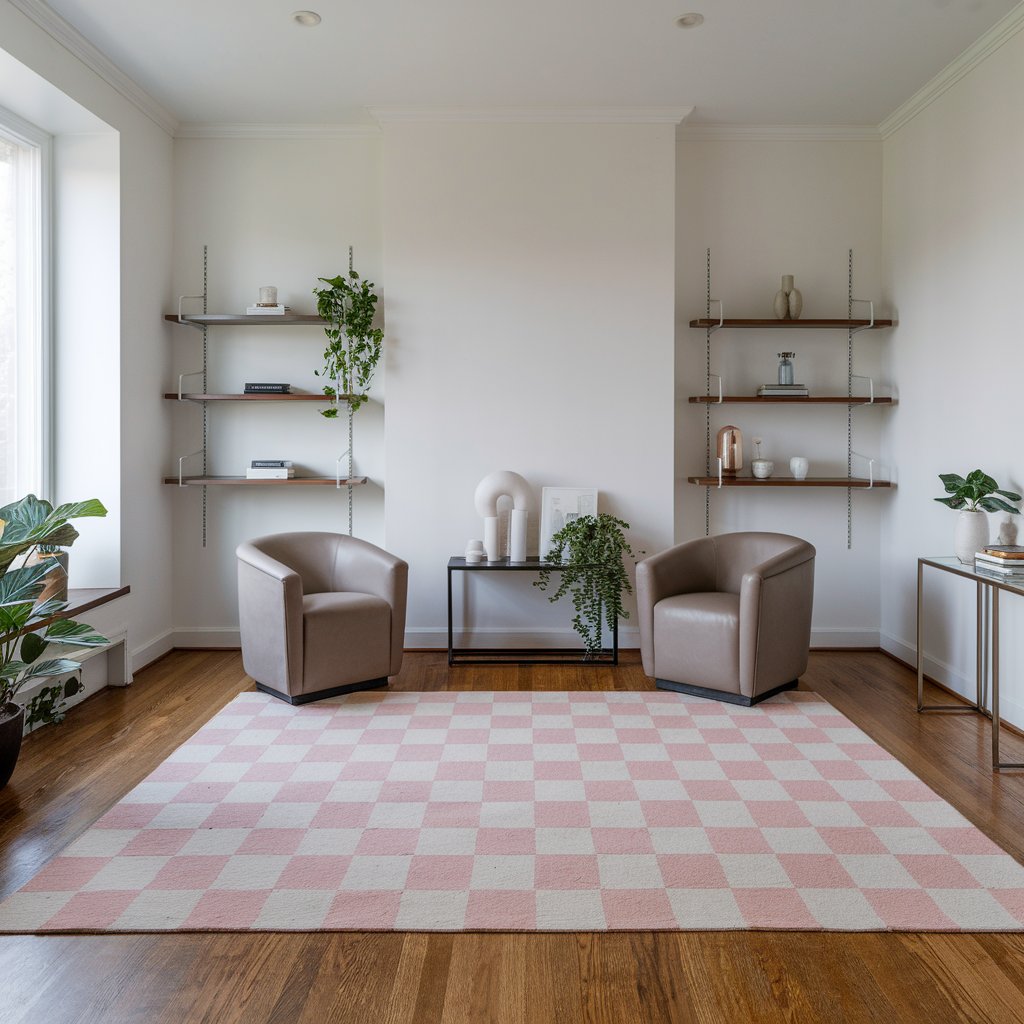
<box><xmin>954</xmin><ymin>510</ymin><xmax>989</xmax><ymax>564</ymax></box>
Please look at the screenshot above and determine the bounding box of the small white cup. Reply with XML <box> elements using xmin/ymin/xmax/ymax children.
<box><xmin>790</xmin><ymin>456</ymin><xmax>809</xmax><ymax>480</ymax></box>
<box><xmin>752</xmin><ymin>459</ymin><xmax>774</xmax><ymax>479</ymax></box>
<box><xmin>259</xmin><ymin>285</ymin><xmax>278</xmax><ymax>305</ymax></box>
<box><xmin>465</xmin><ymin>540</ymin><xmax>484</xmax><ymax>563</ymax></box>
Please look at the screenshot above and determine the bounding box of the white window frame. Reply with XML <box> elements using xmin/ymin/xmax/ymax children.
<box><xmin>0</xmin><ymin>104</ymin><xmax>52</xmax><ymax>503</ymax></box>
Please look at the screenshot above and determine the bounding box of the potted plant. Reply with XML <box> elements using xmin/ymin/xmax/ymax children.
<box><xmin>0</xmin><ymin>495</ymin><xmax>109</xmax><ymax>790</ymax></box>
<box><xmin>313</xmin><ymin>255</ymin><xmax>384</xmax><ymax>418</ymax></box>
<box><xmin>534</xmin><ymin>513</ymin><xmax>640</xmax><ymax>655</ymax></box>
<box><xmin>935</xmin><ymin>470</ymin><xmax>1021</xmax><ymax>564</ymax></box>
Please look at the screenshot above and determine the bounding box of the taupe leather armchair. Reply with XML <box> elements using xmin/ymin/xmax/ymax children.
<box><xmin>636</xmin><ymin>533</ymin><xmax>815</xmax><ymax>706</ymax></box>
<box><xmin>237</xmin><ymin>532</ymin><xmax>408</xmax><ymax>704</ymax></box>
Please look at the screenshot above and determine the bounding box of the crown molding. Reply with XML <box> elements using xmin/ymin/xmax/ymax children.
<box><xmin>880</xmin><ymin>1</ymin><xmax>1024</xmax><ymax>139</ymax></box>
<box><xmin>370</xmin><ymin>106</ymin><xmax>694</xmax><ymax>125</ymax></box>
<box><xmin>8</xmin><ymin>0</ymin><xmax>178</xmax><ymax>136</ymax></box>
<box><xmin>175</xmin><ymin>123</ymin><xmax>381</xmax><ymax>140</ymax></box>
<box><xmin>678</xmin><ymin>123</ymin><xmax>881</xmax><ymax>142</ymax></box>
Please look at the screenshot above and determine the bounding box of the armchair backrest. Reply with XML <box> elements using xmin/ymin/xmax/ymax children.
<box><xmin>247</xmin><ymin>532</ymin><xmax>342</xmax><ymax>594</ymax></box>
<box><xmin>712</xmin><ymin>532</ymin><xmax>811</xmax><ymax>593</ymax></box>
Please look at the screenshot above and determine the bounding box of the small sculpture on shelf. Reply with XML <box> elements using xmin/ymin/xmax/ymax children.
<box><xmin>750</xmin><ymin>438</ymin><xmax>774</xmax><ymax>479</ymax></box>
<box><xmin>773</xmin><ymin>276</ymin><xmax>803</xmax><ymax>320</ymax></box>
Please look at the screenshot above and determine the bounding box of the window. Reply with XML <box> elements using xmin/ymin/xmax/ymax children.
<box><xmin>0</xmin><ymin>108</ymin><xmax>50</xmax><ymax>507</ymax></box>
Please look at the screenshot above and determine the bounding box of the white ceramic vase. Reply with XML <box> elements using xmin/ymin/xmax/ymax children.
<box><xmin>954</xmin><ymin>510</ymin><xmax>988</xmax><ymax>565</ymax></box>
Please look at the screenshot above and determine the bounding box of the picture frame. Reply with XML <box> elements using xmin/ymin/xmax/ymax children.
<box><xmin>538</xmin><ymin>486</ymin><xmax>599</xmax><ymax>561</ymax></box>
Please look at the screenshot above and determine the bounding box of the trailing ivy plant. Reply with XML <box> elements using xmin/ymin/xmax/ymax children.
<box><xmin>24</xmin><ymin>676</ymin><xmax>84</xmax><ymax>731</ymax></box>
<box><xmin>313</xmin><ymin>259</ymin><xmax>384</xmax><ymax>417</ymax></box>
<box><xmin>534</xmin><ymin>513</ymin><xmax>640</xmax><ymax>656</ymax></box>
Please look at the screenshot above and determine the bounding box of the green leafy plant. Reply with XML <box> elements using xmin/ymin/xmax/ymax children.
<box><xmin>0</xmin><ymin>495</ymin><xmax>109</xmax><ymax>720</ymax></box>
<box><xmin>935</xmin><ymin>471</ymin><xmax>1022</xmax><ymax>514</ymax></box>
<box><xmin>24</xmin><ymin>677</ymin><xmax>84</xmax><ymax>731</ymax></box>
<box><xmin>313</xmin><ymin>259</ymin><xmax>384</xmax><ymax>417</ymax></box>
<box><xmin>534</xmin><ymin>513</ymin><xmax>641</xmax><ymax>655</ymax></box>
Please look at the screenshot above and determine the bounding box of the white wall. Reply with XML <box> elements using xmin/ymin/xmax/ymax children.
<box><xmin>0</xmin><ymin>0</ymin><xmax>174</xmax><ymax>669</ymax></box>
<box><xmin>382</xmin><ymin>122</ymin><xmax>677</xmax><ymax>648</ymax></box>
<box><xmin>676</xmin><ymin>136</ymin><xmax>886</xmax><ymax>645</ymax></box>
<box><xmin>170</xmin><ymin>134</ymin><xmax>384</xmax><ymax>641</ymax></box>
<box><xmin>881</xmin><ymin>23</ymin><xmax>1024</xmax><ymax>725</ymax></box>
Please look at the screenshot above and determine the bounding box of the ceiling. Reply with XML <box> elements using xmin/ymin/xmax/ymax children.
<box><xmin>39</xmin><ymin>0</ymin><xmax>1021</xmax><ymax>127</ymax></box>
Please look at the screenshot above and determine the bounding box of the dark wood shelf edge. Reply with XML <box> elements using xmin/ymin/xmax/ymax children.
<box><xmin>163</xmin><ymin>476</ymin><xmax>369</xmax><ymax>486</ymax></box>
<box><xmin>687</xmin><ymin>396</ymin><xmax>895</xmax><ymax>405</ymax></box>
<box><xmin>164</xmin><ymin>314</ymin><xmax>326</xmax><ymax>326</ymax></box>
<box><xmin>163</xmin><ymin>393</ymin><xmax>354</xmax><ymax>402</ymax></box>
<box><xmin>686</xmin><ymin>476</ymin><xmax>893</xmax><ymax>488</ymax></box>
<box><xmin>0</xmin><ymin>585</ymin><xmax>131</xmax><ymax>643</ymax></box>
<box><xmin>688</xmin><ymin>318</ymin><xmax>894</xmax><ymax>329</ymax></box>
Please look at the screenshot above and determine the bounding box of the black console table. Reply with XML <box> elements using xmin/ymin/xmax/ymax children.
<box><xmin>447</xmin><ymin>556</ymin><xmax>618</xmax><ymax>666</ymax></box>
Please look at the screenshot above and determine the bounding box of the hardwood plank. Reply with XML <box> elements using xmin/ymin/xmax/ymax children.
<box><xmin>2</xmin><ymin>650</ymin><xmax>1024</xmax><ymax>1024</ymax></box>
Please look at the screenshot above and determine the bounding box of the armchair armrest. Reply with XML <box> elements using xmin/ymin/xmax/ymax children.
<box><xmin>333</xmin><ymin>538</ymin><xmax>409</xmax><ymax>675</ymax></box>
<box><xmin>636</xmin><ymin>537</ymin><xmax>717</xmax><ymax>677</ymax></box>
<box><xmin>236</xmin><ymin>542</ymin><xmax>305</xmax><ymax>694</ymax></box>
<box><xmin>739</xmin><ymin>540</ymin><xmax>815</xmax><ymax>699</ymax></box>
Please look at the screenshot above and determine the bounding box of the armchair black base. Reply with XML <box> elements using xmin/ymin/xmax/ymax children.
<box><xmin>655</xmin><ymin>678</ymin><xmax>799</xmax><ymax>707</ymax></box>
<box><xmin>255</xmin><ymin>678</ymin><xmax>388</xmax><ymax>706</ymax></box>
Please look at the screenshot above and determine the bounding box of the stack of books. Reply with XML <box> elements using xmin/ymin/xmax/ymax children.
<box><xmin>758</xmin><ymin>384</ymin><xmax>810</xmax><ymax>397</ymax></box>
<box><xmin>245</xmin><ymin>304</ymin><xmax>290</xmax><ymax>316</ymax></box>
<box><xmin>244</xmin><ymin>382</ymin><xmax>291</xmax><ymax>394</ymax></box>
<box><xmin>974</xmin><ymin>545</ymin><xmax>1024</xmax><ymax>582</ymax></box>
<box><xmin>246</xmin><ymin>459</ymin><xmax>294</xmax><ymax>480</ymax></box>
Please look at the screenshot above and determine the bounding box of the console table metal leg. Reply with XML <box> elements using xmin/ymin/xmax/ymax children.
<box><xmin>991</xmin><ymin>587</ymin><xmax>1024</xmax><ymax>771</ymax></box>
<box><xmin>917</xmin><ymin>559</ymin><xmax>983</xmax><ymax>714</ymax></box>
<box><xmin>447</xmin><ymin>566</ymin><xmax>454</xmax><ymax>666</ymax></box>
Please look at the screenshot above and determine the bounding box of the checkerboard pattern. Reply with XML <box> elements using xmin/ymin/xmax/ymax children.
<box><xmin>3</xmin><ymin>689</ymin><xmax>1024</xmax><ymax>932</ymax></box>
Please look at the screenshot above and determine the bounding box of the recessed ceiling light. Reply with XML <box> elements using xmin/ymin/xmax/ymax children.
<box><xmin>292</xmin><ymin>10</ymin><xmax>321</xmax><ymax>26</ymax></box>
<box><xmin>676</xmin><ymin>12</ymin><xmax>704</xmax><ymax>28</ymax></box>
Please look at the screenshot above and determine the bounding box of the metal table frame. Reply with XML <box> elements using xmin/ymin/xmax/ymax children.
<box><xmin>917</xmin><ymin>556</ymin><xmax>1024</xmax><ymax>771</ymax></box>
<box><xmin>447</xmin><ymin>556</ymin><xmax>618</xmax><ymax>666</ymax></box>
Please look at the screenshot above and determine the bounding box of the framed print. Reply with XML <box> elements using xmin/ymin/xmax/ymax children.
<box><xmin>538</xmin><ymin>486</ymin><xmax>598</xmax><ymax>560</ymax></box>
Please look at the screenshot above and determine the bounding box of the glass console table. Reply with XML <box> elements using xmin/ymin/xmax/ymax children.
<box><xmin>917</xmin><ymin>556</ymin><xmax>1024</xmax><ymax>771</ymax></box>
<box><xmin>447</xmin><ymin>556</ymin><xmax>618</xmax><ymax>666</ymax></box>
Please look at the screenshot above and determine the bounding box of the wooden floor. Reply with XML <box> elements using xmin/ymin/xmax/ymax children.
<box><xmin>3</xmin><ymin>650</ymin><xmax>1024</xmax><ymax>1023</ymax></box>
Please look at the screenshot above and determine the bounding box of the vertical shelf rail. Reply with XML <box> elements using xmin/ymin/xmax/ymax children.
<box><xmin>704</xmin><ymin>248</ymin><xmax>712</xmax><ymax>536</ymax></box>
<box><xmin>201</xmin><ymin>245</ymin><xmax>209</xmax><ymax>547</ymax></box>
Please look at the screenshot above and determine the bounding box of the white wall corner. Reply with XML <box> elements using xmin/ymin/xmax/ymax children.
<box><xmin>7</xmin><ymin>0</ymin><xmax>179</xmax><ymax>135</ymax></box>
<box><xmin>879</xmin><ymin>1</ymin><xmax>1024</xmax><ymax>138</ymax></box>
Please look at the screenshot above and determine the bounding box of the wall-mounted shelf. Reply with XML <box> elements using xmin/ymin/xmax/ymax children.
<box><xmin>164</xmin><ymin>393</ymin><xmax>350</xmax><ymax>403</ymax></box>
<box><xmin>689</xmin><ymin>250</ymin><xmax>895</xmax><ymax>547</ymax></box>
<box><xmin>689</xmin><ymin>318</ymin><xmax>894</xmax><ymax>330</ymax></box>
<box><xmin>688</xmin><ymin>395</ymin><xmax>894</xmax><ymax>405</ymax></box>
<box><xmin>163</xmin><ymin>313</ymin><xmax>326</xmax><ymax>328</ymax></box>
<box><xmin>164</xmin><ymin>476</ymin><xmax>368</xmax><ymax>487</ymax></box>
<box><xmin>686</xmin><ymin>476</ymin><xmax>891</xmax><ymax>489</ymax></box>
<box><xmin>164</xmin><ymin>246</ymin><xmax>368</xmax><ymax>544</ymax></box>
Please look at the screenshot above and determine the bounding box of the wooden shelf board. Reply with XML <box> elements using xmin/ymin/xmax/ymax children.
<box><xmin>688</xmin><ymin>395</ymin><xmax>894</xmax><ymax>405</ymax></box>
<box><xmin>163</xmin><ymin>393</ymin><xmax>352</xmax><ymax>402</ymax></box>
<box><xmin>164</xmin><ymin>476</ymin><xmax>369</xmax><ymax>487</ymax></box>
<box><xmin>686</xmin><ymin>476</ymin><xmax>892</xmax><ymax>489</ymax></box>
<box><xmin>689</xmin><ymin>318</ymin><xmax>894</xmax><ymax>330</ymax></box>
<box><xmin>164</xmin><ymin>313</ymin><xmax>326</xmax><ymax>327</ymax></box>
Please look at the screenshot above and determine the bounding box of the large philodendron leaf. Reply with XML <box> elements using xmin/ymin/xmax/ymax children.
<box><xmin>0</xmin><ymin>561</ymin><xmax>52</xmax><ymax>606</ymax></box>
<box><xmin>0</xmin><ymin>496</ymin><xmax>106</xmax><ymax>573</ymax></box>
<box><xmin>41</xmin><ymin>619</ymin><xmax>109</xmax><ymax>648</ymax></box>
<box><xmin>0</xmin><ymin>602</ymin><xmax>34</xmax><ymax>637</ymax></box>
<box><xmin>21</xmin><ymin>658</ymin><xmax>83</xmax><ymax>681</ymax></box>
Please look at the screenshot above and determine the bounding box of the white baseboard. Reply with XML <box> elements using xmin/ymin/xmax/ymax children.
<box><xmin>131</xmin><ymin>629</ymin><xmax>175</xmax><ymax>670</ymax></box>
<box><xmin>810</xmin><ymin>629</ymin><xmax>879</xmax><ymax>648</ymax></box>
<box><xmin>165</xmin><ymin>624</ymin><xmax>878</xmax><ymax>654</ymax></box>
<box><xmin>881</xmin><ymin>630</ymin><xmax>1024</xmax><ymax>733</ymax></box>
<box><xmin>171</xmin><ymin>627</ymin><xmax>242</xmax><ymax>649</ymax></box>
<box><xmin>404</xmin><ymin>626</ymin><xmax>641</xmax><ymax>650</ymax></box>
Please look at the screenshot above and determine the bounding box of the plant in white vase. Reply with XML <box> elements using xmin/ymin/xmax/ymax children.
<box><xmin>934</xmin><ymin>470</ymin><xmax>1021</xmax><ymax>564</ymax></box>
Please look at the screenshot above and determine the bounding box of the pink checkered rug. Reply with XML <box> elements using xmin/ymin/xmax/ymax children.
<box><xmin>2</xmin><ymin>689</ymin><xmax>1024</xmax><ymax>933</ymax></box>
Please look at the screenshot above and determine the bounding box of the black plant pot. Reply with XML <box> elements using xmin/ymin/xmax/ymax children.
<box><xmin>0</xmin><ymin>703</ymin><xmax>25</xmax><ymax>791</ymax></box>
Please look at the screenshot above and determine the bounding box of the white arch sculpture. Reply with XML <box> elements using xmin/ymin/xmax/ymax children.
<box><xmin>474</xmin><ymin>470</ymin><xmax>531</xmax><ymax>562</ymax></box>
